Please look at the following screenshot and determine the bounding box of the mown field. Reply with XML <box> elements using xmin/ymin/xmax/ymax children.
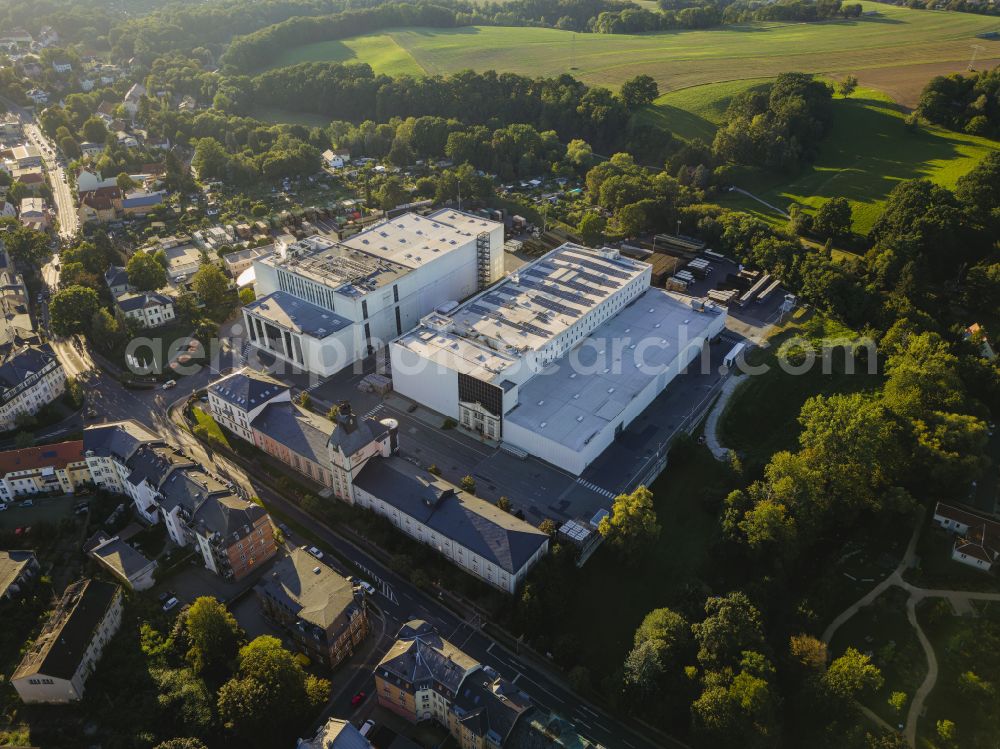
<box><xmin>705</xmin><ymin>85</ymin><xmax>1000</xmax><ymax>232</ymax></box>
<box><xmin>263</xmin><ymin>3</ymin><xmax>1000</xmax><ymax>92</ymax></box>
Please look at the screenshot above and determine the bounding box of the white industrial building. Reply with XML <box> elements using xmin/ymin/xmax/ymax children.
<box><xmin>243</xmin><ymin>210</ymin><xmax>504</xmax><ymax>376</ymax></box>
<box><xmin>390</xmin><ymin>244</ymin><xmax>727</xmax><ymax>475</ymax></box>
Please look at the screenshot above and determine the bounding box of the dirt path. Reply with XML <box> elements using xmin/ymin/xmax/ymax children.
<box><xmin>822</xmin><ymin>509</ymin><xmax>1000</xmax><ymax>747</ymax></box>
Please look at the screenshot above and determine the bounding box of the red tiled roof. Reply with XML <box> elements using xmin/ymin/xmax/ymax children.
<box><xmin>0</xmin><ymin>440</ymin><xmax>85</xmax><ymax>474</ymax></box>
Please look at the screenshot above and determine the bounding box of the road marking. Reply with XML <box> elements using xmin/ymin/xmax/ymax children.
<box><xmin>486</xmin><ymin>642</ymin><xmax>495</xmax><ymax>654</ymax></box>
<box><xmin>575</xmin><ymin>478</ymin><xmax>616</xmax><ymax>499</ymax></box>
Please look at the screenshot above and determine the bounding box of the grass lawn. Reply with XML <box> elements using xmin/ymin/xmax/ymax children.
<box><xmin>265</xmin><ymin>4</ymin><xmax>1000</xmax><ymax>91</ymax></box>
<box><xmin>263</xmin><ymin>33</ymin><xmax>425</xmax><ymax>76</ymax></box>
<box><xmin>715</xmin><ymin>86</ymin><xmax>999</xmax><ymax>233</ymax></box>
<box><xmin>718</xmin><ymin>311</ymin><xmax>883</xmax><ymax>472</ymax></box>
<box><xmin>562</xmin><ymin>443</ymin><xmax>738</xmax><ymax>680</ymax></box>
<box><xmin>916</xmin><ymin>599</ymin><xmax>1000</xmax><ymax>748</ymax></box>
<box><xmin>637</xmin><ymin>78</ymin><xmax>772</xmax><ymax>142</ymax></box>
<box><xmin>191</xmin><ymin>406</ymin><xmax>231</xmax><ymax>450</ymax></box>
<box><xmin>829</xmin><ymin>586</ymin><xmax>925</xmax><ymax>727</ymax></box>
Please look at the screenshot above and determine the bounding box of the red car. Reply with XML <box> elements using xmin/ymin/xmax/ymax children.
<box><xmin>351</xmin><ymin>691</ymin><xmax>365</xmax><ymax>708</ymax></box>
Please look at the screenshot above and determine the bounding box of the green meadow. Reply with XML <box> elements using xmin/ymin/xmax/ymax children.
<box><xmin>264</xmin><ymin>3</ymin><xmax>1000</xmax><ymax>92</ymax></box>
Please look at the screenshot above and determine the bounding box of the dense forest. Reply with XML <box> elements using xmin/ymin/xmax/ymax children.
<box><xmin>918</xmin><ymin>67</ymin><xmax>1000</xmax><ymax>138</ymax></box>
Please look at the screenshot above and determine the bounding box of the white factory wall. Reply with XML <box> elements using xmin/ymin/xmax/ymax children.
<box><xmin>389</xmin><ymin>342</ymin><xmax>461</xmax><ymax>419</ymax></box>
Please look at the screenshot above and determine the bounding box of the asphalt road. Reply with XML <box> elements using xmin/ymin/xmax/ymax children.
<box><xmin>22</xmin><ymin>121</ymin><xmax>79</xmax><ymax>239</ymax></box>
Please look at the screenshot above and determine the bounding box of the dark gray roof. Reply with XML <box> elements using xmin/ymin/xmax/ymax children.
<box><xmin>158</xmin><ymin>466</ymin><xmax>228</xmax><ymax>514</ymax></box>
<box><xmin>13</xmin><ymin>579</ymin><xmax>121</xmax><ymax>681</ymax></box>
<box><xmin>116</xmin><ymin>291</ymin><xmax>172</xmax><ymax>313</ymax></box>
<box><xmin>453</xmin><ymin>675</ymin><xmax>532</xmax><ymax>744</ymax></box>
<box><xmin>84</xmin><ymin>532</ymin><xmax>155</xmax><ymax>583</ymax></box>
<box><xmin>328</xmin><ymin>405</ymin><xmax>390</xmax><ymax>456</ymax></box>
<box><xmin>124</xmin><ymin>444</ymin><xmax>188</xmax><ymax>489</ymax></box>
<box><xmin>192</xmin><ymin>493</ymin><xmax>268</xmax><ymax>544</ymax></box>
<box><xmin>83</xmin><ymin>420</ymin><xmax>159</xmax><ymax>461</ymax></box>
<box><xmin>209</xmin><ymin>368</ymin><xmax>288</xmax><ymax>410</ymax></box>
<box><xmin>378</xmin><ymin>620</ymin><xmax>479</xmax><ymax>698</ymax></box>
<box><xmin>250</xmin><ymin>401</ymin><xmax>331</xmax><ymax>464</ymax></box>
<box><xmin>104</xmin><ymin>264</ymin><xmax>129</xmax><ymax>289</ymax></box>
<box><xmin>255</xmin><ymin>548</ymin><xmax>359</xmax><ymax>631</ymax></box>
<box><xmin>0</xmin><ymin>343</ymin><xmax>58</xmax><ymax>400</ymax></box>
<box><xmin>244</xmin><ymin>290</ymin><xmax>351</xmax><ymax>339</ymax></box>
<box><xmin>354</xmin><ymin>457</ymin><xmax>549</xmax><ymax>574</ymax></box>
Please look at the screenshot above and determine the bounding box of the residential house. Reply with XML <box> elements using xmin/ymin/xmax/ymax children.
<box><xmin>207</xmin><ymin>368</ymin><xmax>290</xmax><ymax>443</ymax></box>
<box><xmin>0</xmin><ymin>441</ymin><xmax>91</xmax><ymax>501</ymax></box>
<box><xmin>105</xmin><ymin>265</ymin><xmax>132</xmax><ymax>296</ymax></box>
<box><xmin>52</xmin><ymin>61</ymin><xmax>72</xmax><ymax>74</ymax></box>
<box><xmin>79</xmin><ymin>188</ymin><xmax>119</xmax><ymax>224</ymax></box>
<box><xmin>0</xmin><ymin>115</ymin><xmax>21</xmax><ymax>141</ymax></box>
<box><xmin>12</xmin><ymin>167</ymin><xmax>45</xmax><ymax>193</ymax></box>
<box><xmin>0</xmin><ymin>550</ymin><xmax>39</xmax><ymax>600</ymax></box>
<box><xmin>115</xmin><ymin>130</ymin><xmax>139</xmax><ymax>149</ymax></box>
<box><xmin>376</xmin><ymin>620</ymin><xmax>481</xmax><ymax>725</ymax></box>
<box><xmin>933</xmin><ymin>502</ymin><xmax>1000</xmax><ymax>571</ymax></box>
<box><xmin>0</xmin><ymin>343</ymin><xmax>67</xmax><ymax>431</ymax></box>
<box><xmin>965</xmin><ymin>323</ymin><xmax>997</xmax><ymax>361</ymax></box>
<box><xmin>377</xmin><ymin>620</ymin><xmax>546</xmax><ymax>749</ymax></box>
<box><xmin>76</xmin><ymin>169</ymin><xmax>118</xmax><ymax>194</ymax></box>
<box><xmin>11</xmin><ymin>579</ymin><xmax>124</xmax><ymax>703</ymax></box>
<box><xmin>95</xmin><ymin>101</ymin><xmax>117</xmax><ymax>124</ymax></box>
<box><xmin>19</xmin><ymin>197</ymin><xmax>48</xmax><ymax>231</ymax></box>
<box><xmin>123</xmin><ymin>83</ymin><xmax>145</xmax><ymax>117</ymax></box>
<box><xmin>25</xmin><ymin>89</ymin><xmax>48</xmax><ymax>105</ymax></box>
<box><xmin>120</xmin><ymin>189</ymin><xmax>162</xmax><ymax>216</ymax></box>
<box><xmin>0</xmin><ymin>201</ymin><xmax>16</xmax><ymax>219</ymax></box>
<box><xmin>222</xmin><ymin>244</ymin><xmax>275</xmax><ymax>279</ymax></box>
<box><xmin>115</xmin><ymin>291</ymin><xmax>175</xmax><ymax>328</ymax></box>
<box><xmin>79</xmin><ymin>141</ymin><xmax>105</xmax><ymax>158</ymax></box>
<box><xmin>82</xmin><ymin>421</ymin><xmax>278</xmax><ymax>581</ymax></box>
<box><xmin>322</xmin><ymin>149</ymin><xmax>350</xmax><ymax>169</ymax></box>
<box><xmin>84</xmin><ymin>531</ymin><xmax>157</xmax><ymax>591</ymax></box>
<box><xmin>297</xmin><ymin>719</ymin><xmax>371</xmax><ymax>749</ymax></box>
<box><xmin>80</xmin><ymin>79</ymin><xmax>95</xmax><ymax>92</ymax></box>
<box><xmin>255</xmin><ymin>547</ymin><xmax>369</xmax><ymax>669</ymax></box>
<box><xmin>11</xmin><ymin>145</ymin><xmax>41</xmax><ymax>169</ymax></box>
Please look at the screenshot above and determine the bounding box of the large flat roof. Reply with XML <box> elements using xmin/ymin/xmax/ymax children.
<box><xmin>504</xmin><ymin>288</ymin><xmax>723</xmax><ymax>452</ymax></box>
<box><xmin>342</xmin><ymin>210</ymin><xmax>500</xmax><ymax>269</ymax></box>
<box><xmin>392</xmin><ymin>244</ymin><xmax>649</xmax><ymax>378</ymax></box>
<box><xmin>245</xmin><ymin>290</ymin><xmax>351</xmax><ymax>339</ymax></box>
<box><xmin>261</xmin><ymin>210</ymin><xmax>502</xmax><ymax>297</ymax></box>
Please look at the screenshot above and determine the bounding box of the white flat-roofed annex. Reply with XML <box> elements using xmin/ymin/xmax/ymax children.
<box><xmin>503</xmin><ymin>287</ymin><xmax>723</xmax><ymax>453</ymax></box>
<box><xmin>395</xmin><ymin>320</ymin><xmax>520</xmax><ymax>381</ymax></box>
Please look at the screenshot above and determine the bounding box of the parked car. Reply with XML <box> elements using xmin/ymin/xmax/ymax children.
<box><xmin>162</xmin><ymin>379</ymin><xmax>177</xmax><ymax>389</ymax></box>
<box><xmin>307</xmin><ymin>546</ymin><xmax>323</xmax><ymax>560</ymax></box>
<box><xmin>350</xmin><ymin>691</ymin><xmax>365</xmax><ymax>708</ymax></box>
<box><xmin>162</xmin><ymin>596</ymin><xmax>180</xmax><ymax>612</ymax></box>
<box><xmin>360</xmin><ymin>720</ymin><xmax>375</xmax><ymax>738</ymax></box>
<box><xmin>158</xmin><ymin>590</ymin><xmax>176</xmax><ymax>605</ymax></box>
<box><xmin>357</xmin><ymin>581</ymin><xmax>376</xmax><ymax>597</ymax></box>
<box><xmin>21</xmin><ymin>500</ymin><xmax>33</xmax><ymax>508</ymax></box>
<box><xmin>0</xmin><ymin>502</ymin><xmax>8</xmax><ymax>512</ymax></box>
